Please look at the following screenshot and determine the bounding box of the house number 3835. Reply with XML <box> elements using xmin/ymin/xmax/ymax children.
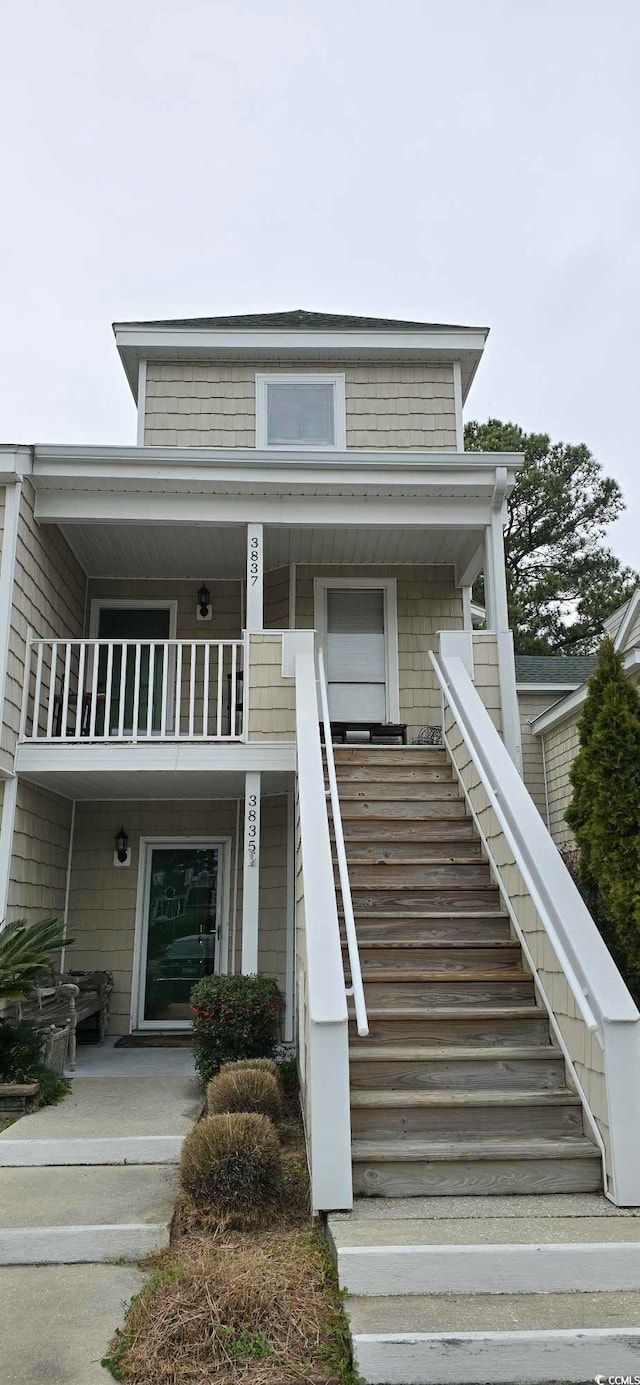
<box><xmin>246</xmin><ymin>794</ymin><xmax>258</xmax><ymax>866</ymax></box>
<box><xmin>249</xmin><ymin>534</ymin><xmax>260</xmax><ymax>586</ymax></box>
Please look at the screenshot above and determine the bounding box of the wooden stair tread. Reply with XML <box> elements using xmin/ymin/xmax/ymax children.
<box><xmin>353</xmin><ymin>1006</ymin><xmax>544</xmax><ymax>1019</ymax></box>
<box><xmin>350</xmin><ymin>910</ymin><xmax>508</xmax><ymax>920</ymax></box>
<box><xmin>350</xmin><ymin>1137</ymin><xmax>601</xmax><ymax>1161</ymax></box>
<box><xmin>342</xmin><ymin>939</ymin><xmax>519</xmax><ymax>950</ymax></box>
<box><xmin>337</xmin><ymin>856</ymin><xmax>485</xmax><ymax>867</ymax></box>
<box><xmin>355</xmin><ymin>969</ymin><xmax>529</xmax><ymax>982</ymax></box>
<box><xmin>349</xmin><ymin>1045</ymin><xmax>560</xmax><ymax>1061</ymax></box>
<box><xmin>350</xmin><ymin>1088</ymin><xmax>581</xmax><ymax>1108</ymax></box>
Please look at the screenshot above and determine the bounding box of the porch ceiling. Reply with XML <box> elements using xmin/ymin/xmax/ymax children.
<box><xmin>58</xmin><ymin>521</ymin><xmax>482</xmax><ymax>579</ymax></box>
<box><xmin>16</xmin><ymin>765</ymin><xmax>293</xmax><ymax>800</ymax></box>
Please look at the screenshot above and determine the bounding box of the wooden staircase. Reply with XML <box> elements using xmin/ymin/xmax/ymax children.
<box><xmin>331</xmin><ymin>745</ymin><xmax>602</xmax><ymax>1197</ymax></box>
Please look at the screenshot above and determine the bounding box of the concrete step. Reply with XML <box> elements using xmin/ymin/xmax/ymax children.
<box><xmin>329</xmin><ymin>1213</ymin><xmax>640</xmax><ymax>1295</ymax></box>
<box><xmin>349</xmin><ymin>1005</ymin><xmax>552</xmax><ymax>1047</ymax></box>
<box><xmin>346</xmin><ymin>1289</ymin><xmax>640</xmax><ymax>1383</ymax></box>
<box><xmin>348</xmin><ymin>1046</ymin><xmax>567</xmax><ymax>1091</ymax></box>
<box><xmin>0</xmin><ymin>1264</ymin><xmax>146</xmax><ymax>1385</ymax></box>
<box><xmin>350</xmin><ymin>1088</ymin><xmax>584</xmax><ymax>1141</ymax></box>
<box><xmin>0</xmin><ymin>1134</ymin><xmax>184</xmax><ymax>1166</ymax></box>
<box><xmin>351</xmin><ymin>1136</ymin><xmax>602</xmax><ymax>1197</ymax></box>
<box><xmin>0</xmin><ymin>1164</ymin><xmax>178</xmax><ymax>1263</ymax></box>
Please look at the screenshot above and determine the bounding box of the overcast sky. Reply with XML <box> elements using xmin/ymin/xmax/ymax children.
<box><xmin>1</xmin><ymin>0</ymin><xmax>638</xmax><ymax>566</ymax></box>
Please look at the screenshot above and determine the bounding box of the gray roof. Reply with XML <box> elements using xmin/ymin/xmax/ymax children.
<box><xmin>115</xmin><ymin>308</ymin><xmax>487</xmax><ymax>333</ymax></box>
<box><xmin>515</xmin><ymin>655</ymin><xmax>598</xmax><ymax>686</ymax></box>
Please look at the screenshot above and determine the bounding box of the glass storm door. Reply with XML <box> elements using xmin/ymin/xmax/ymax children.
<box><xmin>325</xmin><ymin>587</ymin><xmax>387</xmax><ymax>720</ymax></box>
<box><xmin>141</xmin><ymin>846</ymin><xmax>221</xmax><ymax>1025</ymax></box>
<box><xmin>97</xmin><ymin>608</ymin><xmax>171</xmax><ymax>735</ymax></box>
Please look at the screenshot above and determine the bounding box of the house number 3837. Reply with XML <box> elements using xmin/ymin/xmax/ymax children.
<box><xmin>246</xmin><ymin>794</ymin><xmax>258</xmax><ymax>866</ymax></box>
<box><xmin>249</xmin><ymin>534</ymin><xmax>260</xmax><ymax>586</ymax></box>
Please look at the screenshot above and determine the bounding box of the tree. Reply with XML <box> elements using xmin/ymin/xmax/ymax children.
<box><xmin>566</xmin><ymin>638</ymin><xmax>640</xmax><ymax>995</ymax></box>
<box><xmin>464</xmin><ymin>419</ymin><xmax>637</xmax><ymax>654</ymax></box>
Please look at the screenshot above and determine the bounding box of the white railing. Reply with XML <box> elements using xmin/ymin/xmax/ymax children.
<box><xmin>20</xmin><ymin>637</ymin><xmax>244</xmax><ymax>743</ymax></box>
<box><xmin>431</xmin><ymin>645</ymin><xmax>640</xmax><ymax>1206</ymax></box>
<box><xmin>282</xmin><ymin>630</ymin><xmax>353</xmax><ymax>1211</ymax></box>
<box><xmin>317</xmin><ymin>646</ymin><xmax>368</xmax><ymax>1038</ymax></box>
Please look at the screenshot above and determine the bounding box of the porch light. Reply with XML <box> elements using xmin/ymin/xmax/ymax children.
<box><xmin>196</xmin><ymin>582</ymin><xmax>212</xmax><ymax>621</ymax></box>
<box><xmin>115</xmin><ymin>826</ymin><xmax>130</xmax><ymax>866</ymax></box>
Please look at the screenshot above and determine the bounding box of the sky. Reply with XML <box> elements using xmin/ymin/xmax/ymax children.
<box><xmin>1</xmin><ymin>0</ymin><xmax>638</xmax><ymax>567</ymax></box>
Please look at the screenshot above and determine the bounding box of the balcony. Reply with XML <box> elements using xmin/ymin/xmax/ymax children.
<box><xmin>20</xmin><ymin>638</ymin><xmax>244</xmax><ymax>744</ymax></box>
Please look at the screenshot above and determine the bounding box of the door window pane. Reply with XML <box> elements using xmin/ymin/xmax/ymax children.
<box><xmin>326</xmin><ymin>588</ymin><xmax>387</xmax><ymax>720</ymax></box>
<box><xmin>143</xmin><ymin>847</ymin><xmax>218</xmax><ymax>1023</ymax></box>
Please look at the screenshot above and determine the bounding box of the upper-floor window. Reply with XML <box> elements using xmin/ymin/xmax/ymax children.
<box><xmin>255</xmin><ymin>373</ymin><xmax>346</xmax><ymax>449</ymax></box>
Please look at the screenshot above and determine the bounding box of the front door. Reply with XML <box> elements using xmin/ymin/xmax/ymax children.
<box><xmin>136</xmin><ymin>844</ymin><xmax>223</xmax><ymax>1027</ymax></box>
<box><xmin>96</xmin><ymin>607</ymin><xmax>172</xmax><ymax>735</ymax></box>
<box><xmin>317</xmin><ymin>581</ymin><xmax>399</xmax><ymax>723</ymax></box>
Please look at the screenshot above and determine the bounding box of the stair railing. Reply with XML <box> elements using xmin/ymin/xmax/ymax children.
<box><xmin>317</xmin><ymin>645</ymin><xmax>368</xmax><ymax>1039</ymax></box>
<box><xmin>430</xmin><ymin>645</ymin><xmax>640</xmax><ymax>1206</ymax></box>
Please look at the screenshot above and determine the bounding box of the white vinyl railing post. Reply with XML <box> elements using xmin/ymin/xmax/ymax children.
<box><xmin>283</xmin><ymin>630</ymin><xmax>353</xmax><ymax>1211</ymax></box>
<box><xmin>317</xmin><ymin>646</ymin><xmax>368</xmax><ymax>1038</ymax></box>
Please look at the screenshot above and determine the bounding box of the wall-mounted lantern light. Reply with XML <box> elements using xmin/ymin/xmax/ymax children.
<box><xmin>196</xmin><ymin>582</ymin><xmax>212</xmax><ymax>621</ymax></box>
<box><xmin>114</xmin><ymin>826</ymin><xmax>131</xmax><ymax>867</ymax></box>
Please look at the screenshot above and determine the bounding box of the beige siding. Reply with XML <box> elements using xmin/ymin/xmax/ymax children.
<box><xmin>517</xmin><ymin>690</ymin><xmax>563</xmax><ymax>821</ymax></box>
<box><xmin>68</xmin><ymin>795</ymin><xmax>289</xmax><ymax>1034</ymax></box>
<box><xmin>264</xmin><ymin>567</ymin><xmax>290</xmax><ymax>630</ymax></box>
<box><xmin>542</xmin><ymin>715</ymin><xmax>581</xmax><ymax>851</ymax></box>
<box><xmin>6</xmin><ymin>783</ymin><xmax>73</xmax><ymax>926</ymax></box>
<box><xmin>445</xmin><ymin>708</ymin><xmax>611</xmax><ymax>1169</ymax></box>
<box><xmin>621</xmin><ymin>606</ymin><xmax>640</xmax><ymax>652</ymax></box>
<box><xmin>85</xmin><ymin>578</ymin><xmax>242</xmax><ymax>640</ymax></box>
<box><xmin>144</xmin><ymin>362</ymin><xmax>457</xmax><ymax>451</ymax></box>
<box><xmin>470</xmin><ymin>634</ymin><xmax>502</xmax><ymax>733</ymax></box>
<box><xmin>295</xmin><ymin>565</ymin><xmax>463</xmax><ymax>742</ymax></box>
<box><xmin>2</xmin><ymin>483</ymin><xmax>85</xmax><ymax>760</ymax></box>
<box><xmin>247</xmin><ymin>632</ymin><xmax>295</xmax><ymax>741</ymax></box>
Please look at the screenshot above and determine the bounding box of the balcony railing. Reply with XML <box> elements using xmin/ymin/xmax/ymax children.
<box><xmin>20</xmin><ymin>638</ymin><xmax>244</xmax><ymax>743</ymax></box>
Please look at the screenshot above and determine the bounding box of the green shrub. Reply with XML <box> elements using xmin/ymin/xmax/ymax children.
<box><xmin>221</xmin><ymin>1056</ymin><xmax>281</xmax><ymax>1086</ymax></box>
<box><xmin>208</xmin><ymin>1067</ymin><xmax>283</xmax><ymax>1122</ymax></box>
<box><xmin>190</xmin><ymin>974</ymin><xmax>282</xmax><ymax>1085</ymax></box>
<box><xmin>566</xmin><ymin>636</ymin><xmax>640</xmax><ymax>997</ymax></box>
<box><xmin>0</xmin><ymin>1021</ymin><xmax>45</xmax><ymax>1081</ymax></box>
<box><xmin>180</xmin><ymin>1112</ymin><xmax>283</xmax><ymax>1211</ymax></box>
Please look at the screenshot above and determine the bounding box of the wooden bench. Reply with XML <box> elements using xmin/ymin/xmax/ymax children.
<box><xmin>324</xmin><ymin>721</ymin><xmax>408</xmax><ymax>745</ymax></box>
<box><xmin>15</xmin><ymin>970</ymin><xmax>113</xmax><ymax>1072</ymax></box>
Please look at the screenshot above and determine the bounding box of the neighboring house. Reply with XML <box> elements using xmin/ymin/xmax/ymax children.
<box><xmin>0</xmin><ymin>309</ymin><xmax>639</xmax><ymax>1224</ymax></box>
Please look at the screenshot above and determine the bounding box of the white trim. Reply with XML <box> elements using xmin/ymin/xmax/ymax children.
<box><xmin>131</xmin><ymin>835</ymin><xmax>230</xmax><ymax>1031</ymax></box>
<box><xmin>136</xmin><ymin>360</ymin><xmax>147</xmax><ymax>445</ymax></box>
<box><xmin>461</xmin><ymin>586</ymin><xmax>472</xmax><ymax>631</ymax></box>
<box><xmin>230</xmin><ymin>796</ymin><xmax>241</xmax><ymax>973</ymax></box>
<box><xmin>0</xmin><ymin>481</ymin><xmax>22</xmax><ymax>732</ymax></box>
<box><xmin>613</xmin><ymin>586</ymin><xmax>640</xmax><ymax>651</ymax></box>
<box><xmin>60</xmin><ymin>799</ymin><xmax>76</xmax><ymax>972</ymax></box>
<box><xmin>314</xmin><ymin>577</ymin><xmax>400</xmax><ymax>723</ymax></box>
<box><xmin>0</xmin><ymin>773</ymin><xmax>18</xmax><ymax>923</ymax></box>
<box><xmin>516</xmin><ymin>683</ymin><xmax>579</xmax><ymax>693</ymax></box>
<box><xmin>88</xmin><ymin>599</ymin><xmax>178</xmax><ymax>640</ymax></box>
<box><xmin>241</xmin><ymin>771</ymin><xmax>260</xmax><ymax>973</ymax></box>
<box><xmin>255</xmin><ymin>372</ymin><xmax>346</xmax><ymax>450</ymax></box>
<box><xmin>452</xmin><ymin>360</ymin><xmax>464</xmax><ymax>450</ymax></box>
<box><xmin>245</xmin><ymin>523</ymin><xmax>263</xmax><ymax>632</ymax></box>
<box><xmin>15</xmin><ymin>740</ymin><xmax>296</xmax><ymax>780</ymax></box>
<box><xmin>532</xmin><ymin>647</ymin><xmax>640</xmax><ymax>735</ymax></box>
<box><xmin>284</xmin><ymin>785</ymin><xmax>295</xmax><ymax>1043</ymax></box>
<box><xmin>114</xmin><ymin>325</ymin><xmax>488</xmax><ymax>353</ymax></box>
<box><xmin>288</xmin><ymin>562</ymin><xmax>296</xmax><ymax>630</ymax></box>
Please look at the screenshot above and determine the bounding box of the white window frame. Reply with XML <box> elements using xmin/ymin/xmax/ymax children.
<box><xmin>255</xmin><ymin>373</ymin><xmax>346</xmax><ymax>450</ymax></box>
<box><xmin>314</xmin><ymin>577</ymin><xmax>400</xmax><ymax>723</ymax></box>
<box><xmin>88</xmin><ymin>599</ymin><xmax>178</xmax><ymax>640</ymax></box>
<box><xmin>131</xmin><ymin>835</ymin><xmax>231</xmax><ymax>1031</ymax></box>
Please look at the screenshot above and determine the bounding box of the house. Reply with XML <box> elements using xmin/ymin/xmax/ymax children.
<box><xmin>0</xmin><ymin>309</ymin><xmax>639</xmax><ymax>1240</ymax></box>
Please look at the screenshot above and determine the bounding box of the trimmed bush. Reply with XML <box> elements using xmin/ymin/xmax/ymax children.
<box><xmin>180</xmin><ymin>1112</ymin><xmax>283</xmax><ymax>1211</ymax></box>
<box><xmin>221</xmin><ymin>1056</ymin><xmax>281</xmax><ymax>1086</ymax></box>
<box><xmin>207</xmin><ymin>1067</ymin><xmax>283</xmax><ymax>1122</ymax></box>
<box><xmin>190</xmin><ymin>974</ymin><xmax>282</xmax><ymax>1085</ymax></box>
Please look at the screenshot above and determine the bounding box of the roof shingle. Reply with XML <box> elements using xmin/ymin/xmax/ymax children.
<box><xmin>515</xmin><ymin>655</ymin><xmax>598</xmax><ymax>686</ymax></box>
<box><xmin>115</xmin><ymin>308</ymin><xmax>487</xmax><ymax>333</ymax></box>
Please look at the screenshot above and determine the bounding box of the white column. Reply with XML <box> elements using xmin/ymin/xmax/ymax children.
<box><xmin>241</xmin><ymin>770</ymin><xmax>261</xmax><ymax>972</ymax></box>
<box><xmin>486</xmin><ymin>510</ymin><xmax>522</xmax><ymax>770</ymax></box>
<box><xmin>136</xmin><ymin>360</ymin><xmax>147</xmax><ymax>446</ymax></box>
<box><xmin>462</xmin><ymin>585</ymin><xmax>473</xmax><ymax>632</ymax></box>
<box><xmin>246</xmin><ymin>523</ymin><xmax>264</xmax><ymax>633</ymax></box>
<box><xmin>0</xmin><ymin>481</ymin><xmax>22</xmax><ymax>731</ymax></box>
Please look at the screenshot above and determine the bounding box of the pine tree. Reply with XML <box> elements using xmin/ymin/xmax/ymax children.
<box><xmin>567</xmin><ymin>638</ymin><xmax>640</xmax><ymax>992</ymax></box>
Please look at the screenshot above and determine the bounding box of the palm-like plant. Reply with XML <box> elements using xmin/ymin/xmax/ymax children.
<box><xmin>0</xmin><ymin>916</ymin><xmax>68</xmax><ymax>1004</ymax></box>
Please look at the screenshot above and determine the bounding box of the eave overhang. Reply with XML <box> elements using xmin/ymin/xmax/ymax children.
<box><xmin>112</xmin><ymin>324</ymin><xmax>488</xmax><ymax>404</ymax></box>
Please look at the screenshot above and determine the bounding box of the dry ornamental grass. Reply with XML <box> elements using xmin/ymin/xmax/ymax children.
<box><xmin>208</xmin><ymin>1068</ymin><xmax>284</xmax><ymax>1123</ymax></box>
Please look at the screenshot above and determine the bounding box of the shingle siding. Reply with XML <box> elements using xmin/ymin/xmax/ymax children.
<box><xmin>517</xmin><ymin>690</ymin><xmax>563</xmax><ymax>821</ymax></box>
<box><xmin>144</xmin><ymin>362</ymin><xmax>457</xmax><ymax>450</ymax></box>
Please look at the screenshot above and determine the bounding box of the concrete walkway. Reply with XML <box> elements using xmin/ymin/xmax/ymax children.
<box><xmin>0</xmin><ymin>1039</ymin><xmax>201</xmax><ymax>1384</ymax></box>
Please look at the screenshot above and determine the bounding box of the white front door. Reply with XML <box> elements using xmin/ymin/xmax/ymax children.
<box><xmin>315</xmin><ymin>579</ymin><xmax>400</xmax><ymax>723</ymax></box>
<box><xmin>134</xmin><ymin>840</ymin><xmax>226</xmax><ymax>1028</ymax></box>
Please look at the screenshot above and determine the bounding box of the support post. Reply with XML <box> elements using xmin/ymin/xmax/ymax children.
<box><xmin>485</xmin><ymin>476</ymin><xmax>522</xmax><ymax>769</ymax></box>
<box><xmin>241</xmin><ymin>770</ymin><xmax>261</xmax><ymax>972</ymax></box>
<box><xmin>0</xmin><ymin>481</ymin><xmax>22</xmax><ymax>732</ymax></box>
<box><xmin>0</xmin><ymin>774</ymin><xmax>18</xmax><ymax>924</ymax></box>
<box><xmin>246</xmin><ymin>523</ymin><xmax>264</xmax><ymax>633</ymax></box>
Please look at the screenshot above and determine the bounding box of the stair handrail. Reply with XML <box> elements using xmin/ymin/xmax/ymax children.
<box><xmin>430</xmin><ymin>649</ymin><xmax>639</xmax><ymax>1037</ymax></box>
<box><xmin>317</xmin><ymin>645</ymin><xmax>368</xmax><ymax>1038</ymax></box>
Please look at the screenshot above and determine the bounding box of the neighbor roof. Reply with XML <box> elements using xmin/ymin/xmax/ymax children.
<box><xmin>115</xmin><ymin>308</ymin><xmax>488</xmax><ymax>333</ymax></box>
<box><xmin>515</xmin><ymin>655</ymin><xmax>598</xmax><ymax>686</ymax></box>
